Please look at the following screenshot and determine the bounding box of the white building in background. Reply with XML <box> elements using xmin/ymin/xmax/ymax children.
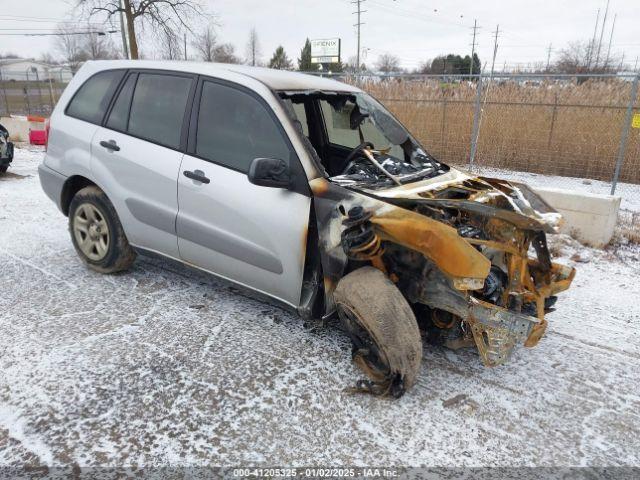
<box><xmin>0</xmin><ymin>58</ymin><xmax>73</xmax><ymax>82</ymax></box>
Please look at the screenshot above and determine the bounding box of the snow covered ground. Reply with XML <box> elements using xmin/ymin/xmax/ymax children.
<box><xmin>1</xmin><ymin>146</ymin><xmax>640</xmax><ymax>468</ymax></box>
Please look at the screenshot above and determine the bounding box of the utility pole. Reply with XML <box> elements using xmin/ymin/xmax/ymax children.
<box><xmin>634</xmin><ymin>56</ymin><xmax>639</xmax><ymax>72</ymax></box>
<box><xmin>184</xmin><ymin>33</ymin><xmax>187</xmax><ymax>60</ymax></box>
<box><xmin>469</xmin><ymin>19</ymin><xmax>479</xmax><ymax>76</ymax></box>
<box><xmin>490</xmin><ymin>24</ymin><xmax>500</xmax><ymax>77</ymax></box>
<box><xmin>352</xmin><ymin>0</ymin><xmax>366</xmax><ymax>74</ymax></box>
<box><xmin>604</xmin><ymin>13</ymin><xmax>616</xmax><ymax>70</ymax></box>
<box><xmin>587</xmin><ymin>8</ymin><xmax>600</xmax><ymax>69</ymax></box>
<box><xmin>595</xmin><ymin>0</ymin><xmax>610</xmax><ymax>69</ymax></box>
<box><xmin>118</xmin><ymin>0</ymin><xmax>129</xmax><ymax>59</ymax></box>
<box><xmin>546</xmin><ymin>43</ymin><xmax>553</xmax><ymax>71</ymax></box>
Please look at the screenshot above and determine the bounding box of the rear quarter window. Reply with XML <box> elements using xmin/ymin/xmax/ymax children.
<box><xmin>66</xmin><ymin>70</ymin><xmax>125</xmax><ymax>124</ymax></box>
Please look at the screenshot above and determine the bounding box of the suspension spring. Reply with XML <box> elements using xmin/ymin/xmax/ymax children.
<box><xmin>341</xmin><ymin>206</ymin><xmax>385</xmax><ymax>269</ymax></box>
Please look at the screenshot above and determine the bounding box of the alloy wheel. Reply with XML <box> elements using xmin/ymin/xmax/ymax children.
<box><xmin>73</xmin><ymin>203</ymin><xmax>110</xmax><ymax>261</ymax></box>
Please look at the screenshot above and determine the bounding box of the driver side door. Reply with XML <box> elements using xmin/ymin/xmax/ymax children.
<box><xmin>176</xmin><ymin>78</ymin><xmax>311</xmax><ymax>307</ymax></box>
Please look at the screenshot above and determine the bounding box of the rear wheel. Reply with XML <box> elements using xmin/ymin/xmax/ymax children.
<box><xmin>334</xmin><ymin>266</ymin><xmax>422</xmax><ymax>397</ymax></box>
<box><xmin>68</xmin><ymin>186</ymin><xmax>135</xmax><ymax>273</ymax></box>
<box><xmin>0</xmin><ymin>165</ymin><xmax>8</xmax><ymax>173</ymax></box>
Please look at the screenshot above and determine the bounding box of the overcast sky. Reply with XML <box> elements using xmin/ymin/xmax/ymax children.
<box><xmin>1</xmin><ymin>0</ymin><xmax>639</xmax><ymax>70</ymax></box>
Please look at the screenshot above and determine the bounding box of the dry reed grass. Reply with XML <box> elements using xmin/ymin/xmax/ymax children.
<box><xmin>360</xmin><ymin>78</ymin><xmax>640</xmax><ymax>184</ymax></box>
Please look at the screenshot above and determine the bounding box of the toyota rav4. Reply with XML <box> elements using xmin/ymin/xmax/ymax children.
<box><xmin>39</xmin><ymin>61</ymin><xmax>575</xmax><ymax>397</ymax></box>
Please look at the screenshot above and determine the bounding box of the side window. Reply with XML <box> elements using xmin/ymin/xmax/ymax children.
<box><xmin>128</xmin><ymin>73</ymin><xmax>193</xmax><ymax>149</ymax></box>
<box><xmin>195</xmin><ymin>81</ymin><xmax>291</xmax><ymax>173</ymax></box>
<box><xmin>106</xmin><ymin>73</ymin><xmax>137</xmax><ymax>132</ymax></box>
<box><xmin>66</xmin><ymin>70</ymin><xmax>124</xmax><ymax>124</ymax></box>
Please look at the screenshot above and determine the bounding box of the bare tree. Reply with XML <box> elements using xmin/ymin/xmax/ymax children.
<box><xmin>192</xmin><ymin>25</ymin><xmax>216</xmax><ymax>62</ymax></box>
<box><xmin>554</xmin><ymin>41</ymin><xmax>590</xmax><ymax>73</ymax></box>
<box><xmin>245</xmin><ymin>27</ymin><xmax>261</xmax><ymax>66</ymax></box>
<box><xmin>214</xmin><ymin>43</ymin><xmax>240</xmax><ymax>64</ymax></box>
<box><xmin>84</xmin><ymin>25</ymin><xmax>120</xmax><ymax>60</ymax></box>
<box><xmin>554</xmin><ymin>40</ymin><xmax>618</xmax><ymax>74</ymax></box>
<box><xmin>344</xmin><ymin>55</ymin><xmax>367</xmax><ymax>73</ymax></box>
<box><xmin>54</xmin><ymin>23</ymin><xmax>119</xmax><ymax>71</ymax></box>
<box><xmin>158</xmin><ymin>28</ymin><xmax>182</xmax><ymax>60</ymax></box>
<box><xmin>39</xmin><ymin>52</ymin><xmax>60</xmax><ymax>65</ymax></box>
<box><xmin>54</xmin><ymin>24</ymin><xmax>87</xmax><ymax>73</ymax></box>
<box><xmin>77</xmin><ymin>0</ymin><xmax>207</xmax><ymax>60</ymax></box>
<box><xmin>375</xmin><ymin>53</ymin><xmax>401</xmax><ymax>73</ymax></box>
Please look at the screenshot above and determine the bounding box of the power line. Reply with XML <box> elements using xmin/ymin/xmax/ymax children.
<box><xmin>489</xmin><ymin>24</ymin><xmax>500</xmax><ymax>76</ymax></box>
<box><xmin>604</xmin><ymin>13</ymin><xmax>616</xmax><ymax>69</ymax></box>
<box><xmin>469</xmin><ymin>19</ymin><xmax>479</xmax><ymax>75</ymax></box>
<box><xmin>0</xmin><ymin>17</ymin><xmax>103</xmax><ymax>26</ymax></box>
<box><xmin>352</xmin><ymin>0</ymin><xmax>366</xmax><ymax>72</ymax></box>
<box><xmin>595</xmin><ymin>0</ymin><xmax>610</xmax><ymax>68</ymax></box>
<box><xmin>587</xmin><ymin>8</ymin><xmax>600</xmax><ymax>69</ymax></box>
<box><xmin>118</xmin><ymin>0</ymin><xmax>129</xmax><ymax>59</ymax></box>
<box><xmin>366</xmin><ymin>0</ymin><xmax>468</xmax><ymax>29</ymax></box>
<box><xmin>0</xmin><ymin>30</ymin><xmax>118</xmax><ymax>37</ymax></box>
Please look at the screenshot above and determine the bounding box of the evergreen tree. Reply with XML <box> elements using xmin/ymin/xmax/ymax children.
<box><xmin>298</xmin><ymin>38</ymin><xmax>313</xmax><ymax>71</ymax></box>
<box><xmin>269</xmin><ymin>46</ymin><xmax>293</xmax><ymax>70</ymax></box>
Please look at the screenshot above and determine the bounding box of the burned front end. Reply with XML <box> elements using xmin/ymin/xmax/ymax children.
<box><xmin>312</xmin><ymin>170</ymin><xmax>575</xmax><ymax>367</ymax></box>
<box><xmin>280</xmin><ymin>87</ymin><xmax>574</xmax><ymax>368</ymax></box>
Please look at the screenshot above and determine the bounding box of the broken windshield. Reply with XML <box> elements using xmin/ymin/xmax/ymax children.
<box><xmin>281</xmin><ymin>90</ymin><xmax>447</xmax><ymax>189</ymax></box>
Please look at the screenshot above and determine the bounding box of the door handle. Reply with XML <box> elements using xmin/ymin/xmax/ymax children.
<box><xmin>183</xmin><ymin>170</ymin><xmax>210</xmax><ymax>184</ymax></box>
<box><xmin>100</xmin><ymin>140</ymin><xmax>120</xmax><ymax>152</ymax></box>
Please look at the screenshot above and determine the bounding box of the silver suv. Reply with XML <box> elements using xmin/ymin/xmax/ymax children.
<box><xmin>39</xmin><ymin>61</ymin><xmax>575</xmax><ymax>397</ymax></box>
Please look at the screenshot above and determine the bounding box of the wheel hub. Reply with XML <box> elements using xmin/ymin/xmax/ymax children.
<box><xmin>73</xmin><ymin>203</ymin><xmax>110</xmax><ymax>261</ymax></box>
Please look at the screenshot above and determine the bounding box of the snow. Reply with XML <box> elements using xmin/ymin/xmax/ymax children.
<box><xmin>1</xmin><ymin>146</ymin><xmax>640</xmax><ymax>468</ymax></box>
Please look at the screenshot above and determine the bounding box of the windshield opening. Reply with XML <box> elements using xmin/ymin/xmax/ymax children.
<box><xmin>279</xmin><ymin>91</ymin><xmax>448</xmax><ymax>190</ymax></box>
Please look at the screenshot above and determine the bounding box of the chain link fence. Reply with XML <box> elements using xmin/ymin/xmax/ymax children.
<box><xmin>2</xmin><ymin>69</ymin><xmax>639</xmax><ymax>239</ymax></box>
<box><xmin>344</xmin><ymin>72</ymin><xmax>639</xmax><ymax>240</ymax></box>
<box><xmin>0</xmin><ymin>71</ymin><xmax>68</xmax><ymax>117</ymax></box>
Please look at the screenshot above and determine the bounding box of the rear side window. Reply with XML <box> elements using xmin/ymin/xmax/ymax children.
<box><xmin>128</xmin><ymin>73</ymin><xmax>193</xmax><ymax>149</ymax></box>
<box><xmin>66</xmin><ymin>70</ymin><xmax>124</xmax><ymax>124</ymax></box>
<box><xmin>195</xmin><ymin>81</ymin><xmax>290</xmax><ymax>172</ymax></box>
<box><xmin>106</xmin><ymin>73</ymin><xmax>137</xmax><ymax>132</ymax></box>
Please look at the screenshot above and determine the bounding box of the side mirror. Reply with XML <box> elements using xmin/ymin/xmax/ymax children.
<box><xmin>247</xmin><ymin>157</ymin><xmax>291</xmax><ymax>189</ymax></box>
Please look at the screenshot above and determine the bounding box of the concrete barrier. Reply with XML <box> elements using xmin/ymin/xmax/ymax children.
<box><xmin>533</xmin><ymin>187</ymin><xmax>621</xmax><ymax>248</ymax></box>
<box><xmin>0</xmin><ymin>116</ymin><xmax>30</xmax><ymax>142</ymax></box>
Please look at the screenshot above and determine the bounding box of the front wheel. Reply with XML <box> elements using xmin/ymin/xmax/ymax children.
<box><xmin>334</xmin><ymin>266</ymin><xmax>422</xmax><ymax>397</ymax></box>
<box><xmin>68</xmin><ymin>186</ymin><xmax>136</xmax><ymax>273</ymax></box>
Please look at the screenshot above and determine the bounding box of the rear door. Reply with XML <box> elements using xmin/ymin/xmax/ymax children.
<box><xmin>47</xmin><ymin>69</ymin><xmax>124</xmax><ymax>177</ymax></box>
<box><xmin>91</xmin><ymin>71</ymin><xmax>195</xmax><ymax>258</ymax></box>
<box><xmin>177</xmin><ymin>78</ymin><xmax>311</xmax><ymax>307</ymax></box>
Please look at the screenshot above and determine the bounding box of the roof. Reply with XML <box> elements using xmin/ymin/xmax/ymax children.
<box><xmin>86</xmin><ymin>60</ymin><xmax>361</xmax><ymax>92</ymax></box>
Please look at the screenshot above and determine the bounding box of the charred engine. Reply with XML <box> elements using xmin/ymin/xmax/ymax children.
<box><xmin>337</xmin><ymin>181</ymin><xmax>572</xmax><ymax>365</ymax></box>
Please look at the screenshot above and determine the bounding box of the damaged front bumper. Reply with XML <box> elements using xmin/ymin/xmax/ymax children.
<box><xmin>406</xmin><ymin>258</ymin><xmax>575</xmax><ymax>366</ymax></box>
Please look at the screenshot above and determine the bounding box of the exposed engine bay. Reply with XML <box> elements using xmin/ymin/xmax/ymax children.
<box><xmin>311</xmin><ymin>172</ymin><xmax>575</xmax><ymax>370</ymax></box>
